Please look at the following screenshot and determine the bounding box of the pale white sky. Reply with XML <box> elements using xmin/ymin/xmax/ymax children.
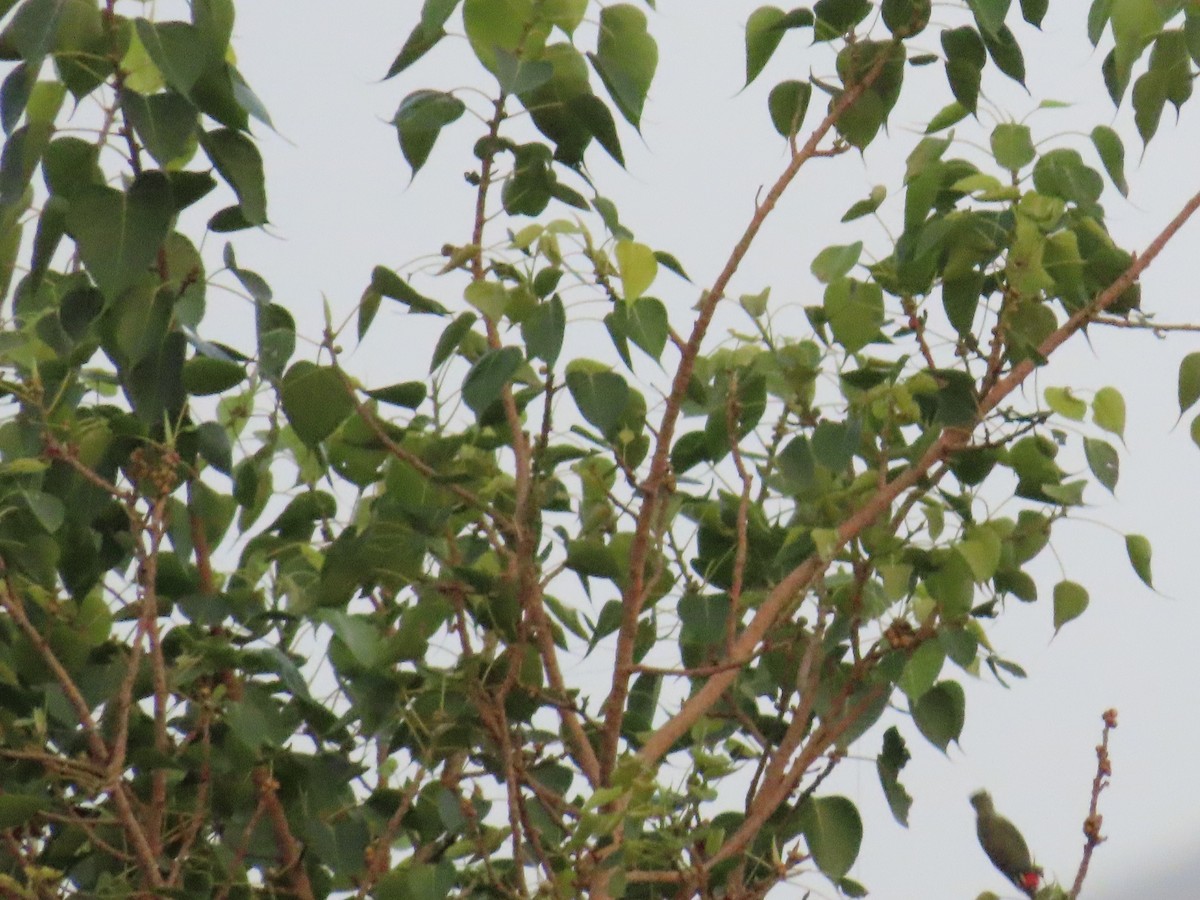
<box><xmin>218</xmin><ymin>3</ymin><xmax>1200</xmax><ymax>897</ymax></box>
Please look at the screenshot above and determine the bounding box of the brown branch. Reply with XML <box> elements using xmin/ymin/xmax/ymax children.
<box><xmin>635</xmin><ymin>181</ymin><xmax>1200</xmax><ymax>770</ymax></box>
<box><xmin>252</xmin><ymin>766</ymin><xmax>315</xmax><ymax>900</ymax></box>
<box><xmin>167</xmin><ymin>710</ymin><xmax>213</xmax><ymax>887</ymax></box>
<box><xmin>357</xmin><ymin>774</ymin><xmax>423</xmax><ymax>897</ymax></box>
<box><xmin>188</xmin><ymin>480</ymin><xmax>216</xmax><ymax>595</ymax></box>
<box><xmin>216</xmin><ymin>795</ymin><xmax>268</xmax><ymax>900</ymax></box>
<box><xmin>329</xmin><ymin>362</ymin><xmax>515</xmax><ymax>541</ymax></box>
<box><xmin>1069</xmin><ymin>708</ymin><xmax>1118</xmax><ymax>899</ymax></box>
<box><xmin>707</xmin><ymin>683</ymin><xmax>885</xmax><ymax>869</ymax></box>
<box><xmin>902</xmin><ymin>296</ymin><xmax>938</xmax><ymax>369</ymax></box>
<box><xmin>743</xmin><ymin>614</ymin><xmax>826</xmax><ymax>814</ymax></box>
<box><xmin>982</xmin><ymin>187</ymin><xmax>1200</xmax><ymax>417</ymax></box>
<box><xmin>141</xmin><ymin>498</ymin><xmax>171</xmax><ymax>854</ymax></box>
<box><xmin>1093</xmin><ymin>314</ymin><xmax>1200</xmax><ymax>333</ymax></box>
<box><xmin>726</xmin><ymin>372</ymin><xmax>753</xmax><ymax>653</ymax></box>
<box><xmin>602</xmin><ymin>41</ymin><xmax>902</xmax><ymax>783</ymax></box>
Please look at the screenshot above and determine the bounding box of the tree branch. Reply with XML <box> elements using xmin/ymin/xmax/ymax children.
<box><xmin>602</xmin><ymin>42</ymin><xmax>902</xmax><ymax>782</ymax></box>
<box><xmin>1068</xmin><ymin>708</ymin><xmax>1118</xmax><ymax>899</ymax></box>
<box><xmin>637</xmin><ymin>180</ymin><xmax>1200</xmax><ymax>770</ymax></box>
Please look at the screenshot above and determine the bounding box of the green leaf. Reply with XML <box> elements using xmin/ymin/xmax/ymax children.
<box><xmin>941</xmin><ymin>26</ymin><xmax>986</xmax><ymax>112</ymax></box>
<box><xmin>842</xmin><ymin>185</ymin><xmax>886</xmax><ymax>222</ymax></box>
<box><xmin>824</xmin><ymin>277</ymin><xmax>883</xmax><ymax>353</ymax></box>
<box><xmin>876</xmin><ymin>727</ymin><xmax>913</xmax><ymax>827</ymax></box>
<box><xmin>365</xmin><ymin>381</ymin><xmax>427</xmax><ymax>408</ymax></box>
<box><xmin>982</xmin><ymin>24</ymin><xmax>1026</xmax><ymax>85</ymax></box>
<box><xmin>22</xmin><ymin>489</ymin><xmax>64</xmax><ymax>533</ymax></box>
<box><xmin>1020</xmin><ymin>0</ymin><xmax>1048</xmax><ymax>27</ymax></box>
<box><xmin>42</xmin><ymin>136</ymin><xmax>101</xmax><ymax>200</ymax></box>
<box><xmin>183</xmin><ymin>356</ymin><xmax>245</xmax><ymax>395</ymax></box>
<box><xmin>811</xmin><ymin>242</ymin><xmax>862</xmax><ymax>284</ymax></box>
<box><xmin>615</xmin><ymin>240</ymin><xmax>658</xmax><ymax>301</ymax></box>
<box><xmin>280</xmin><ymin>362</ymin><xmax>355</xmax><ymax>445</ymax></box>
<box><xmin>990</xmin><ymin>122</ymin><xmax>1034</xmax><ymax>170</ymax></box>
<box><xmin>0</xmin><ymin>795</ymin><xmax>47</xmax><ymax>830</ymax></box>
<box><xmin>195</xmin><ymin>421</ymin><xmax>232</xmax><ymax>474</ymax></box>
<box><xmin>464</xmin><ymin>280</ymin><xmax>509</xmax><ymax>321</ymax></box>
<box><xmin>0</xmin><ymin>62</ymin><xmax>36</xmax><ymax>135</ymax></box>
<box><xmin>1132</xmin><ymin>68</ymin><xmax>1168</xmax><ymax>143</ymax></box>
<box><xmin>800</xmin><ymin>796</ymin><xmax>863</xmax><ymax>880</ymax></box>
<box><xmin>66</xmin><ymin>172</ymin><xmax>174</xmax><ymax>300</ymax></box>
<box><xmin>5</xmin><ymin>0</ymin><xmax>62</xmax><ymax>61</ymax></box>
<box><xmin>521</xmin><ymin>294</ymin><xmax>566</xmax><ymax>366</ymax></box>
<box><xmin>966</xmin><ymin>0</ymin><xmax>1012</xmax><ymax>35</ymax></box>
<box><xmin>462</xmin><ymin>346</ymin><xmax>523</xmax><ymax>413</ymax></box>
<box><xmin>882</xmin><ymin>0</ymin><xmax>932</xmax><ymax>38</ymax></box>
<box><xmin>566</xmin><ymin>362</ymin><xmax>630</xmax><ymax>435</ymax></box>
<box><xmin>463</xmin><ymin>0</ymin><xmax>549</xmax><ymax>72</ymax></box>
<box><xmin>257</xmin><ymin>303</ymin><xmax>295</xmax><ymax>380</ymax></box>
<box><xmin>494</xmin><ymin>49</ymin><xmax>554</xmax><ymax>94</ymax></box>
<box><xmin>814</xmin><ymin>0</ymin><xmax>872</xmax><ymax>41</ymax></box>
<box><xmin>1179</xmin><ymin>352</ymin><xmax>1200</xmax><ymax>415</ymax></box>
<box><xmin>744</xmin><ymin>6</ymin><xmax>787</xmax><ymax>86</ymax></box>
<box><xmin>393</xmin><ymin>89</ymin><xmax>466</xmax><ymax>176</ymax></box>
<box><xmin>899</xmin><ymin>640</ymin><xmax>945</xmax><ymax>700</ymax></box>
<box><xmin>956</xmin><ymin>528</ymin><xmax>1001</xmax><ymax>582</ymax></box>
<box><xmin>1089</xmin><ymin>0</ymin><xmax>1114</xmax><ymax>46</ymax></box>
<box><xmin>654</xmin><ymin>250</ymin><xmax>690</xmax><ymax>281</ymax></box>
<box><xmin>1191</xmin><ymin>413</ymin><xmax>1200</xmax><ymax>451</ymax></box>
<box><xmin>767</xmin><ymin>79</ymin><xmax>812</xmax><ymax>138</ymax></box>
<box><xmin>431</xmin><ymin>312</ymin><xmax>477</xmax><ymax>370</ymax></box>
<box><xmin>358</xmin><ymin>286</ymin><xmax>381</xmax><ymax>340</ymax></box>
<box><xmin>385</xmin><ymin>21</ymin><xmax>447</xmax><ymax>80</ymax></box>
<box><xmin>1044</xmin><ymin>386</ymin><xmax>1087</xmax><ymax>420</ymax></box>
<box><xmin>1033</xmin><ymin>149</ymin><xmax>1103</xmax><ymax>209</ymax></box>
<box><xmin>678</xmin><ymin>592</ymin><xmax>730</xmax><ymax>645</ymax></box>
<box><xmin>134</xmin><ymin>19</ymin><xmax>208</xmax><ymax>95</ymax></box>
<box><xmin>1053</xmin><ymin>581</ymin><xmax>1089</xmax><ymax>633</ymax></box>
<box><xmin>372</xmin><ymin>265</ymin><xmax>448</xmax><ymax>315</ymax></box>
<box><xmin>376</xmin><ymin>860</ymin><xmax>457</xmax><ymax>900</ymax></box>
<box><xmin>834</xmin><ymin>40</ymin><xmax>906</xmax><ymax>148</ymax></box>
<box><xmin>1091</xmin><ymin>125</ymin><xmax>1128</xmax><ymax>196</ymax></box>
<box><xmin>1083</xmin><ymin>437</ymin><xmax>1119</xmax><ymax>493</ymax></box>
<box><xmin>926</xmin><ymin>100</ymin><xmax>970</xmax><ymax>132</ymax></box>
<box><xmin>912</xmin><ymin>680</ymin><xmax>965</xmax><ymax>752</ymax></box>
<box><xmin>589</xmin><ymin>4</ymin><xmax>657</xmax><ymax>129</ymax></box>
<box><xmin>609</xmin><ymin>296</ymin><xmax>668</xmax><ymax>363</ymax></box>
<box><xmin>200</xmin><ymin>128</ymin><xmax>267</xmax><ymax>225</ymax></box>
<box><xmin>1125</xmin><ymin>533</ymin><xmax>1153</xmax><ymax>588</ymax></box>
<box><xmin>1111</xmin><ymin>0</ymin><xmax>1162</xmax><ymax>73</ymax></box>
<box><xmin>1092</xmin><ymin>386</ymin><xmax>1125</xmax><ymax>438</ymax></box>
<box><xmin>192</xmin><ymin>0</ymin><xmax>234</xmax><ymax>61</ymax></box>
<box><xmin>568</xmin><ymin>92</ymin><xmax>625</xmax><ymax>167</ymax></box>
<box><xmin>121</xmin><ymin>89</ymin><xmax>198</xmax><ymax>167</ymax></box>
<box><xmin>318</xmin><ymin>610</ymin><xmax>384</xmax><ymax>668</ymax></box>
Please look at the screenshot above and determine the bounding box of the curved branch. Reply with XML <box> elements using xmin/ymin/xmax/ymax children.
<box><xmin>636</xmin><ymin>182</ymin><xmax>1200</xmax><ymax>770</ymax></box>
<box><xmin>603</xmin><ymin>42</ymin><xmax>902</xmax><ymax>782</ymax></box>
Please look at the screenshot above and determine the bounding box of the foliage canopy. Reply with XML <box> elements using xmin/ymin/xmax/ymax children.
<box><xmin>0</xmin><ymin>0</ymin><xmax>1197</xmax><ymax>898</ymax></box>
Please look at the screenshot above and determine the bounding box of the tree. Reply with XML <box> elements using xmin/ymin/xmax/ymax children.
<box><xmin>0</xmin><ymin>0</ymin><xmax>1195</xmax><ymax>897</ymax></box>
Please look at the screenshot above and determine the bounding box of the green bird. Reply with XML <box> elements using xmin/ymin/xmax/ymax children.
<box><xmin>970</xmin><ymin>790</ymin><xmax>1043</xmax><ymax>898</ymax></box>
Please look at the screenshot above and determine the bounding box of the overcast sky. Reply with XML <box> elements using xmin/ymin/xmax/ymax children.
<box><xmin>213</xmin><ymin>2</ymin><xmax>1200</xmax><ymax>897</ymax></box>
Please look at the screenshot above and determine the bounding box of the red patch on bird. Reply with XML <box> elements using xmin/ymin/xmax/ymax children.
<box><xmin>1020</xmin><ymin>871</ymin><xmax>1041</xmax><ymax>890</ymax></box>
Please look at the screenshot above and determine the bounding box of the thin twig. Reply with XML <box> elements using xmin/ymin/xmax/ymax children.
<box><xmin>1069</xmin><ymin>708</ymin><xmax>1118</xmax><ymax>899</ymax></box>
<box><xmin>602</xmin><ymin>40</ymin><xmax>904</xmax><ymax>783</ymax></box>
<box><xmin>635</xmin><ymin>181</ymin><xmax>1200</xmax><ymax>770</ymax></box>
<box><xmin>252</xmin><ymin>766</ymin><xmax>315</xmax><ymax>900</ymax></box>
<box><xmin>1093</xmin><ymin>314</ymin><xmax>1200</xmax><ymax>333</ymax></box>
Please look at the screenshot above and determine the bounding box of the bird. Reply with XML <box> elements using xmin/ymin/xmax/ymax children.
<box><xmin>970</xmin><ymin>790</ymin><xmax>1044</xmax><ymax>897</ymax></box>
